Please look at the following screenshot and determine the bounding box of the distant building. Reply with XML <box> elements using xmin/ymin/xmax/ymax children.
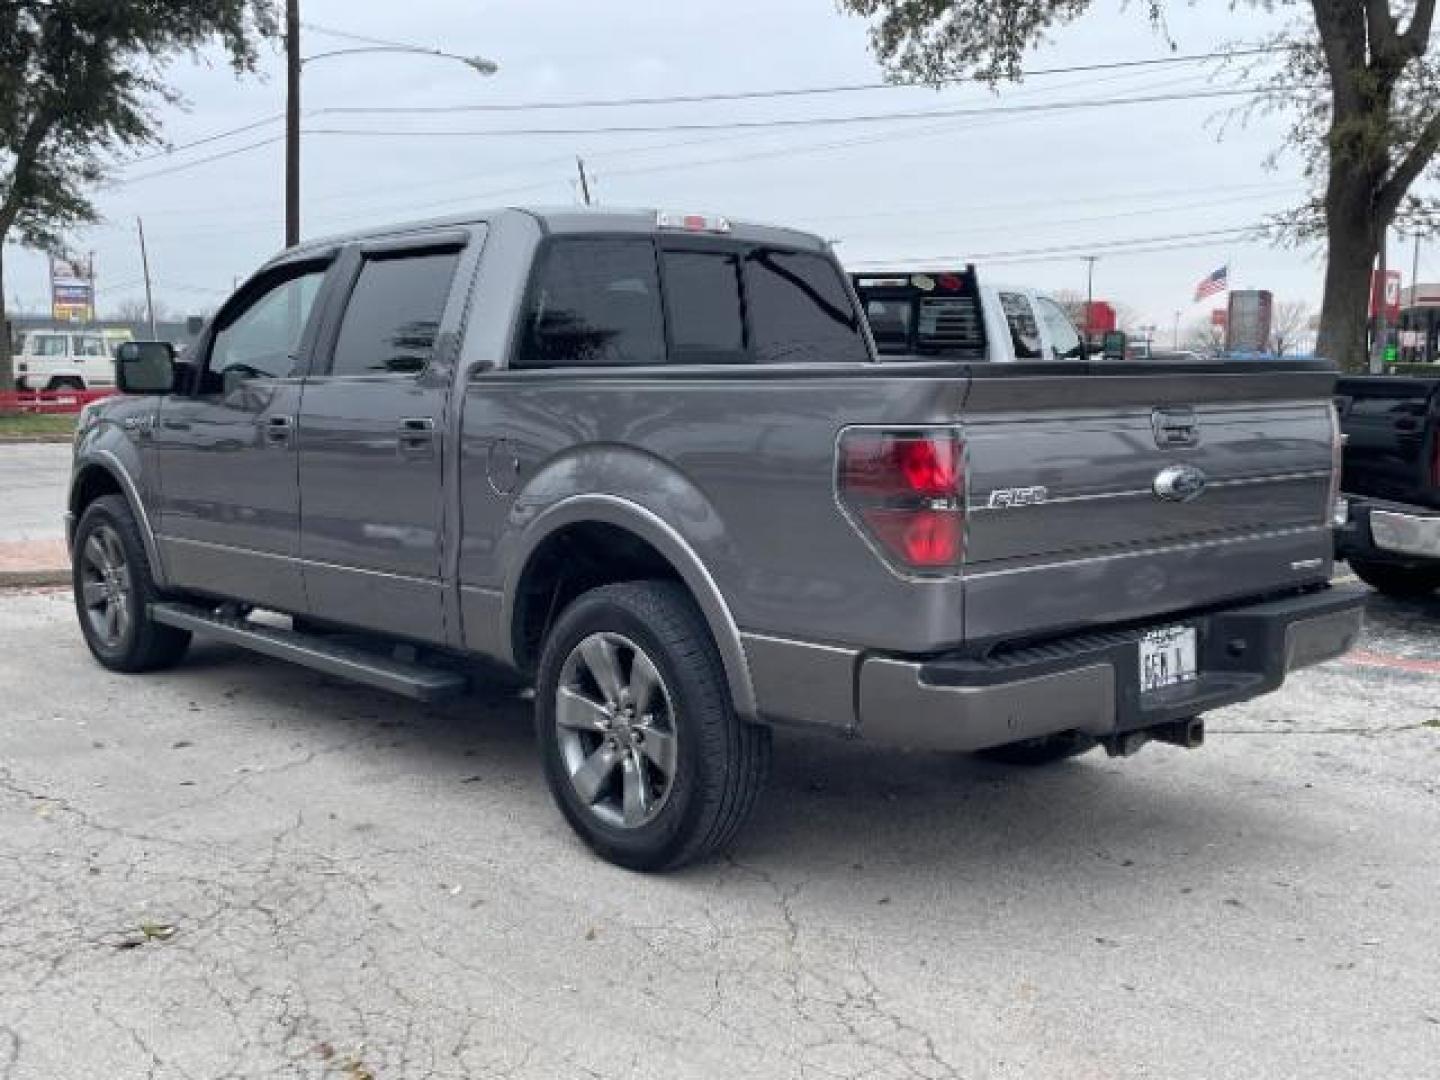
<box><xmin>1399</xmin><ymin>285</ymin><xmax>1440</xmax><ymax>364</ymax></box>
<box><xmin>1226</xmin><ymin>290</ymin><xmax>1274</xmax><ymax>354</ymax></box>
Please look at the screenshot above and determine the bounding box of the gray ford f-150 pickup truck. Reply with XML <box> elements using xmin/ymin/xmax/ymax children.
<box><xmin>68</xmin><ymin>207</ymin><xmax>1365</xmax><ymax>870</ymax></box>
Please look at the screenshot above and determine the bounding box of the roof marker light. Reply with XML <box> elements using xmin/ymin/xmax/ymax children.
<box><xmin>656</xmin><ymin>210</ymin><xmax>732</xmax><ymax>234</ymax></box>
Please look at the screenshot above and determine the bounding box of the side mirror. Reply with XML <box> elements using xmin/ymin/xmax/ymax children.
<box><xmin>1100</xmin><ymin>330</ymin><xmax>1127</xmax><ymax>361</ymax></box>
<box><xmin>115</xmin><ymin>340</ymin><xmax>176</xmax><ymax>395</ymax></box>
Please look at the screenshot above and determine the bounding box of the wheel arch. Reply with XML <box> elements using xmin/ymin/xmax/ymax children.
<box><xmin>69</xmin><ymin>453</ymin><xmax>168</xmax><ymax>587</ymax></box>
<box><xmin>503</xmin><ymin>495</ymin><xmax>758</xmax><ymax>722</ymax></box>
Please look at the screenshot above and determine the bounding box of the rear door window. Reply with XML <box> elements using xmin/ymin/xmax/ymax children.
<box><xmin>329</xmin><ymin>251</ymin><xmax>459</xmax><ymax>377</ymax></box>
<box><xmin>1034</xmin><ymin>297</ymin><xmax>1085</xmax><ymax>359</ymax></box>
<box><xmin>661</xmin><ymin>250</ymin><xmax>745</xmax><ymax>362</ymax></box>
<box><xmin>999</xmin><ymin>292</ymin><xmax>1043</xmax><ymax>360</ymax></box>
<box><xmin>744</xmin><ymin>249</ymin><xmax>868</xmax><ymax>364</ymax></box>
<box><xmin>518</xmin><ymin>238</ymin><xmax>665</xmax><ymax>368</ymax></box>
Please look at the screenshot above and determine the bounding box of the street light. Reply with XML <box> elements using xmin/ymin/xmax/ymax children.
<box><xmin>284</xmin><ymin>6</ymin><xmax>499</xmax><ymax>247</ymax></box>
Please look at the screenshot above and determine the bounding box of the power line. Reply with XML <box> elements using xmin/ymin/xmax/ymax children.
<box><xmin>846</xmin><ymin>226</ymin><xmax>1259</xmax><ymax>266</ymax></box>
<box><xmin>114</xmin><ymin>47</ymin><xmax>1288</xmax><ymax>169</ymax></box>
<box><xmin>107</xmin><ymin>79</ymin><xmax>1256</xmax><ymax>184</ymax></box>
<box><xmin>315</xmin><ymin>45</ymin><xmax>1287</xmax><ymax>115</ymax></box>
<box><xmin>110</xmin><ymin>135</ymin><xmax>285</xmax><ymax>187</ymax></box>
<box><xmin>302</xmin><ymin>85</ymin><xmax>1300</xmax><ymax>141</ymax></box>
<box><xmin>125</xmin><ymin>113</ymin><xmax>285</xmax><ymax>165</ymax></box>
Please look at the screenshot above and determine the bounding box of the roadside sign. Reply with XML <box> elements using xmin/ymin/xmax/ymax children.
<box><xmin>1370</xmin><ymin>270</ymin><xmax>1402</xmax><ymax>322</ymax></box>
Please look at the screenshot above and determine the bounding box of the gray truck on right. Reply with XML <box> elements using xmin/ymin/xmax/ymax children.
<box><xmin>1335</xmin><ymin>373</ymin><xmax>1440</xmax><ymax>596</ymax></box>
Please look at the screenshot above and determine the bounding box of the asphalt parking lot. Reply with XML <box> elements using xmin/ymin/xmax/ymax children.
<box><xmin>1</xmin><ymin>584</ymin><xmax>1437</xmax><ymax>1079</ymax></box>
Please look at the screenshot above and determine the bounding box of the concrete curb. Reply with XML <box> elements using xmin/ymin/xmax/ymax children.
<box><xmin>0</xmin><ymin>569</ymin><xmax>69</xmax><ymax>589</ymax></box>
<box><xmin>0</xmin><ymin>435</ymin><xmax>74</xmax><ymax>445</ymax></box>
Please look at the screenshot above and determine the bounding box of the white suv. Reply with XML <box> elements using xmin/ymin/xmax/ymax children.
<box><xmin>13</xmin><ymin>331</ymin><xmax>116</xmax><ymax>391</ymax></box>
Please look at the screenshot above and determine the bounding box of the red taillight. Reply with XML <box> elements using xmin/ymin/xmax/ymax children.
<box><xmin>838</xmin><ymin>429</ymin><xmax>965</xmax><ymax>572</ymax></box>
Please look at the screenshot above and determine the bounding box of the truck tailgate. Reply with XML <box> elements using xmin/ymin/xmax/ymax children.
<box><xmin>961</xmin><ymin>364</ymin><xmax>1337</xmax><ymax>645</ymax></box>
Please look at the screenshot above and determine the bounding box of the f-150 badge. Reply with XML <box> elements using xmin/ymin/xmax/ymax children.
<box><xmin>987</xmin><ymin>486</ymin><xmax>1049</xmax><ymax>508</ymax></box>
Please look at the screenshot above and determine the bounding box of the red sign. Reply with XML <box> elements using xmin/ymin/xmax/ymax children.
<box><xmin>1081</xmin><ymin>301</ymin><xmax>1117</xmax><ymax>335</ymax></box>
<box><xmin>1211</xmin><ymin>309</ymin><xmax>1227</xmax><ymax>328</ymax></box>
<box><xmin>1371</xmin><ymin>270</ymin><xmax>1402</xmax><ymax>322</ymax></box>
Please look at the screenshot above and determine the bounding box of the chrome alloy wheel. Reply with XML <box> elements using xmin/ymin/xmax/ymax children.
<box><xmin>555</xmin><ymin>632</ymin><xmax>679</xmax><ymax>829</ymax></box>
<box><xmin>79</xmin><ymin>523</ymin><xmax>132</xmax><ymax>648</ymax></box>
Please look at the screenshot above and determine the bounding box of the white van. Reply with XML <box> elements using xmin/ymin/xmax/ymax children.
<box><xmin>13</xmin><ymin>330</ymin><xmax>117</xmax><ymax>391</ymax></box>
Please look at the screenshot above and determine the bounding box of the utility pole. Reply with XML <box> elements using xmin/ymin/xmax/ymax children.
<box><xmin>285</xmin><ymin>0</ymin><xmax>301</xmax><ymax>247</ymax></box>
<box><xmin>1370</xmin><ymin>228</ymin><xmax>1389</xmax><ymax>373</ymax></box>
<box><xmin>137</xmin><ymin>217</ymin><xmax>157</xmax><ymax>339</ymax></box>
<box><xmin>1083</xmin><ymin>255</ymin><xmax>1097</xmax><ymax>342</ymax></box>
<box><xmin>576</xmin><ymin>156</ymin><xmax>593</xmax><ymax>206</ymax></box>
<box><xmin>1414</xmin><ymin>233</ymin><xmax>1428</xmax><ymax>363</ymax></box>
<box><xmin>1173</xmin><ymin>310</ymin><xmax>1181</xmax><ymax>351</ymax></box>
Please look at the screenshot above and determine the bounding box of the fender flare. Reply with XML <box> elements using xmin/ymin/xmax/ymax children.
<box><xmin>70</xmin><ymin>451</ymin><xmax>169</xmax><ymax>588</ymax></box>
<box><xmin>501</xmin><ymin>493</ymin><xmax>758</xmax><ymax>722</ymax></box>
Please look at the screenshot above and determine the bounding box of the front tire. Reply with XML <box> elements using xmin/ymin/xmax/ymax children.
<box><xmin>72</xmin><ymin>495</ymin><xmax>191</xmax><ymax>672</ymax></box>
<box><xmin>535</xmin><ymin>580</ymin><xmax>771</xmax><ymax>871</ymax></box>
<box><xmin>1350</xmin><ymin>559</ymin><xmax>1440</xmax><ymax>599</ymax></box>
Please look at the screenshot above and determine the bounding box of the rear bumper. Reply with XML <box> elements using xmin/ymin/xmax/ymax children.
<box><xmin>856</xmin><ymin>585</ymin><xmax>1366</xmax><ymax>751</ymax></box>
<box><xmin>1336</xmin><ymin>498</ymin><xmax>1440</xmax><ymax>562</ymax></box>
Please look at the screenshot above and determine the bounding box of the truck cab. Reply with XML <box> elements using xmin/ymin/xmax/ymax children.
<box><xmin>14</xmin><ymin>330</ymin><xmax>116</xmax><ymax>391</ymax></box>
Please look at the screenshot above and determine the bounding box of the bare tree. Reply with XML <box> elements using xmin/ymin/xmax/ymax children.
<box><xmin>110</xmin><ymin>295</ymin><xmax>175</xmax><ymax>324</ymax></box>
<box><xmin>1270</xmin><ymin>300</ymin><xmax>1317</xmax><ymax>355</ymax></box>
<box><xmin>1184</xmin><ymin>317</ymin><xmax>1228</xmax><ymax>356</ymax></box>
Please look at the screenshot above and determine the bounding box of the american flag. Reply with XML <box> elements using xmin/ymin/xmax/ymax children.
<box><xmin>1194</xmin><ymin>265</ymin><xmax>1229</xmax><ymax>302</ymax></box>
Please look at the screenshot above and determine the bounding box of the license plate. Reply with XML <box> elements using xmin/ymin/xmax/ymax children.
<box><xmin>1138</xmin><ymin>625</ymin><xmax>1198</xmax><ymax>694</ymax></box>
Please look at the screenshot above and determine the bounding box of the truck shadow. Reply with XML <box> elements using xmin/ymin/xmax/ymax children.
<box><xmin>169</xmin><ymin>640</ymin><xmax>1308</xmax><ymax>900</ymax></box>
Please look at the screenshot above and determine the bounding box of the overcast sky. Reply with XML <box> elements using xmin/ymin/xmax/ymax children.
<box><xmin>5</xmin><ymin>0</ymin><xmax>1436</xmax><ymax>335</ymax></box>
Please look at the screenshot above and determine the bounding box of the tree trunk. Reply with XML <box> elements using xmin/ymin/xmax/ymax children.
<box><xmin>1316</xmin><ymin>174</ymin><xmax>1381</xmax><ymax>373</ymax></box>
<box><xmin>0</xmin><ymin>248</ymin><xmax>13</xmax><ymax>395</ymax></box>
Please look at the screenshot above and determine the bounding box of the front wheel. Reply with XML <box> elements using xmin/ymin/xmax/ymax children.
<box><xmin>1350</xmin><ymin>559</ymin><xmax>1440</xmax><ymax>599</ymax></box>
<box><xmin>535</xmin><ymin>580</ymin><xmax>771</xmax><ymax>871</ymax></box>
<box><xmin>72</xmin><ymin>495</ymin><xmax>191</xmax><ymax>672</ymax></box>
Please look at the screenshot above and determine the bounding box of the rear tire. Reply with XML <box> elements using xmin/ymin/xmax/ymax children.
<box><xmin>1350</xmin><ymin>559</ymin><xmax>1440</xmax><ymax>599</ymax></box>
<box><xmin>975</xmin><ymin>731</ymin><xmax>1097</xmax><ymax>767</ymax></box>
<box><xmin>72</xmin><ymin>495</ymin><xmax>191</xmax><ymax>672</ymax></box>
<box><xmin>534</xmin><ymin>580</ymin><xmax>771</xmax><ymax>871</ymax></box>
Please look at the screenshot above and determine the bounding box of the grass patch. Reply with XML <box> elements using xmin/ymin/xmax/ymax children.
<box><xmin>0</xmin><ymin>412</ymin><xmax>76</xmax><ymax>438</ymax></box>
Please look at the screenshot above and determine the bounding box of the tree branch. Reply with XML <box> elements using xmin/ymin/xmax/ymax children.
<box><xmin>1378</xmin><ymin>109</ymin><xmax>1440</xmax><ymax>222</ymax></box>
<box><xmin>1311</xmin><ymin>0</ymin><xmax>1367</xmax><ymax>116</ymax></box>
<box><xmin>1401</xmin><ymin>0</ymin><xmax>1436</xmax><ymax>57</ymax></box>
<box><xmin>1364</xmin><ymin>0</ymin><xmax>1401</xmax><ymax>59</ymax></box>
<box><xmin>0</xmin><ymin>106</ymin><xmax>57</xmax><ymax>240</ymax></box>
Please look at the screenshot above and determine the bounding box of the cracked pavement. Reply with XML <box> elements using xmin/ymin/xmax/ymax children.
<box><xmin>1</xmin><ymin>586</ymin><xmax>1437</xmax><ymax>1079</ymax></box>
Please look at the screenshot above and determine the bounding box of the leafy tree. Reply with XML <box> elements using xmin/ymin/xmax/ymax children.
<box><xmin>840</xmin><ymin>1</ymin><xmax>1439</xmax><ymax>371</ymax></box>
<box><xmin>0</xmin><ymin>1</ymin><xmax>278</xmax><ymax>391</ymax></box>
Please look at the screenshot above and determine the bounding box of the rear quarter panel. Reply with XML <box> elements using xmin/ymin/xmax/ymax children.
<box><xmin>457</xmin><ymin>367</ymin><xmax>971</xmax><ymax>656</ymax></box>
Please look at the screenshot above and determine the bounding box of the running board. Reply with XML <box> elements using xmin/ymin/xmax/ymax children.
<box><xmin>149</xmin><ymin>602</ymin><xmax>468</xmax><ymax>702</ymax></box>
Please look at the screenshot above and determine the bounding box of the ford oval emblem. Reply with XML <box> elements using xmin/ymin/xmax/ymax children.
<box><xmin>1153</xmin><ymin>464</ymin><xmax>1207</xmax><ymax>502</ymax></box>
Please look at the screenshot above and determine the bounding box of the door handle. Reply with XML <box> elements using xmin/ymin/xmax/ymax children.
<box><xmin>264</xmin><ymin>414</ymin><xmax>295</xmax><ymax>446</ymax></box>
<box><xmin>397</xmin><ymin>417</ymin><xmax>436</xmax><ymax>458</ymax></box>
